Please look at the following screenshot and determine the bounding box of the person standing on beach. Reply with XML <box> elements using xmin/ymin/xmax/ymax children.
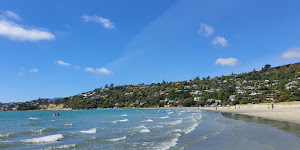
<box><xmin>272</xmin><ymin>104</ymin><xmax>274</xmax><ymax>110</ymax></box>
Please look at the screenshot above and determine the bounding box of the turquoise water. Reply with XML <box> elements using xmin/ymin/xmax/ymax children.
<box><xmin>0</xmin><ymin>109</ymin><xmax>300</xmax><ymax>150</ymax></box>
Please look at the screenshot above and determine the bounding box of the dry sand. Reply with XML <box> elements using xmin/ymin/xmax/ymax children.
<box><xmin>199</xmin><ymin>102</ymin><xmax>300</xmax><ymax>124</ymax></box>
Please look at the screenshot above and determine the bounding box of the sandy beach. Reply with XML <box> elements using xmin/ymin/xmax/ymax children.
<box><xmin>200</xmin><ymin>102</ymin><xmax>300</xmax><ymax>124</ymax></box>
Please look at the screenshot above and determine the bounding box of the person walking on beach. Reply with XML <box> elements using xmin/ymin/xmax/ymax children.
<box><xmin>272</xmin><ymin>104</ymin><xmax>274</xmax><ymax>110</ymax></box>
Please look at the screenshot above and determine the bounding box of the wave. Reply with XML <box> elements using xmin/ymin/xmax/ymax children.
<box><xmin>167</xmin><ymin>112</ymin><xmax>174</xmax><ymax>114</ymax></box>
<box><xmin>155</xmin><ymin>133</ymin><xmax>181</xmax><ymax>150</ymax></box>
<box><xmin>31</xmin><ymin>128</ymin><xmax>47</xmax><ymax>134</ymax></box>
<box><xmin>78</xmin><ymin>128</ymin><xmax>97</xmax><ymax>134</ymax></box>
<box><xmin>151</xmin><ymin>125</ymin><xmax>163</xmax><ymax>129</ymax></box>
<box><xmin>29</xmin><ymin>117</ymin><xmax>38</xmax><ymax>120</ymax></box>
<box><xmin>134</xmin><ymin>125</ymin><xmax>150</xmax><ymax>133</ymax></box>
<box><xmin>44</xmin><ymin>144</ymin><xmax>76</xmax><ymax>150</ymax></box>
<box><xmin>119</xmin><ymin>119</ymin><xmax>129</xmax><ymax>122</ymax></box>
<box><xmin>64</xmin><ymin>123</ymin><xmax>73</xmax><ymax>126</ymax></box>
<box><xmin>163</xmin><ymin>119</ymin><xmax>182</xmax><ymax>125</ymax></box>
<box><xmin>0</xmin><ymin>132</ymin><xmax>15</xmax><ymax>139</ymax></box>
<box><xmin>183</xmin><ymin>122</ymin><xmax>199</xmax><ymax>134</ymax></box>
<box><xmin>105</xmin><ymin>136</ymin><xmax>127</xmax><ymax>142</ymax></box>
<box><xmin>160</xmin><ymin>116</ymin><xmax>169</xmax><ymax>119</ymax></box>
<box><xmin>142</xmin><ymin>119</ymin><xmax>153</xmax><ymax>122</ymax></box>
<box><xmin>140</xmin><ymin>128</ymin><xmax>150</xmax><ymax>133</ymax></box>
<box><xmin>121</xmin><ymin>114</ymin><xmax>127</xmax><ymax>116</ymax></box>
<box><xmin>21</xmin><ymin>134</ymin><xmax>64</xmax><ymax>143</ymax></box>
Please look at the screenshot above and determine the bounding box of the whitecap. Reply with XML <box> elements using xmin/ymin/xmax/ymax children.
<box><xmin>31</xmin><ymin>128</ymin><xmax>47</xmax><ymax>134</ymax></box>
<box><xmin>121</xmin><ymin>114</ymin><xmax>127</xmax><ymax>116</ymax></box>
<box><xmin>78</xmin><ymin>128</ymin><xmax>97</xmax><ymax>134</ymax></box>
<box><xmin>142</xmin><ymin>119</ymin><xmax>153</xmax><ymax>122</ymax></box>
<box><xmin>140</xmin><ymin>128</ymin><xmax>150</xmax><ymax>133</ymax></box>
<box><xmin>167</xmin><ymin>112</ymin><xmax>174</xmax><ymax>114</ymax></box>
<box><xmin>29</xmin><ymin>117</ymin><xmax>38</xmax><ymax>120</ymax></box>
<box><xmin>135</xmin><ymin>125</ymin><xmax>150</xmax><ymax>133</ymax></box>
<box><xmin>64</xmin><ymin>123</ymin><xmax>73</xmax><ymax>126</ymax></box>
<box><xmin>118</xmin><ymin>119</ymin><xmax>129</xmax><ymax>122</ymax></box>
<box><xmin>160</xmin><ymin>116</ymin><xmax>169</xmax><ymax>119</ymax></box>
<box><xmin>21</xmin><ymin>134</ymin><xmax>63</xmax><ymax>143</ymax></box>
<box><xmin>163</xmin><ymin>119</ymin><xmax>182</xmax><ymax>125</ymax></box>
<box><xmin>105</xmin><ymin>136</ymin><xmax>126</xmax><ymax>142</ymax></box>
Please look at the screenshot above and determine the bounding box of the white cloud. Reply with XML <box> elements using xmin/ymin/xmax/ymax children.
<box><xmin>82</xmin><ymin>15</ymin><xmax>114</xmax><ymax>29</ymax></box>
<box><xmin>212</xmin><ymin>36</ymin><xmax>228</xmax><ymax>47</ymax></box>
<box><xmin>197</xmin><ymin>23</ymin><xmax>214</xmax><ymax>36</ymax></box>
<box><xmin>55</xmin><ymin>60</ymin><xmax>71</xmax><ymax>66</ymax></box>
<box><xmin>4</xmin><ymin>11</ymin><xmax>21</xmax><ymax>21</ymax></box>
<box><xmin>215</xmin><ymin>57</ymin><xmax>238</xmax><ymax>66</ymax></box>
<box><xmin>84</xmin><ymin>67</ymin><xmax>112</xmax><ymax>74</ymax></box>
<box><xmin>29</xmin><ymin>68</ymin><xmax>39</xmax><ymax>72</ymax></box>
<box><xmin>84</xmin><ymin>67</ymin><xmax>95</xmax><ymax>73</ymax></box>
<box><xmin>96</xmin><ymin>68</ymin><xmax>112</xmax><ymax>74</ymax></box>
<box><xmin>0</xmin><ymin>20</ymin><xmax>55</xmax><ymax>42</ymax></box>
<box><xmin>281</xmin><ymin>47</ymin><xmax>300</xmax><ymax>59</ymax></box>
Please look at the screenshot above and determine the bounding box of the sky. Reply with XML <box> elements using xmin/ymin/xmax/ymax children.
<box><xmin>0</xmin><ymin>0</ymin><xmax>300</xmax><ymax>102</ymax></box>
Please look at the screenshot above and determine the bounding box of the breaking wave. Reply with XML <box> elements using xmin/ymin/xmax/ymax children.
<box><xmin>160</xmin><ymin>116</ymin><xmax>169</xmax><ymax>119</ymax></box>
<box><xmin>105</xmin><ymin>136</ymin><xmax>127</xmax><ymax>142</ymax></box>
<box><xmin>78</xmin><ymin>128</ymin><xmax>97</xmax><ymax>134</ymax></box>
<box><xmin>21</xmin><ymin>134</ymin><xmax>63</xmax><ymax>143</ymax></box>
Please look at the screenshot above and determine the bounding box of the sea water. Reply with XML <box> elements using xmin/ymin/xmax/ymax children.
<box><xmin>0</xmin><ymin>109</ymin><xmax>299</xmax><ymax>150</ymax></box>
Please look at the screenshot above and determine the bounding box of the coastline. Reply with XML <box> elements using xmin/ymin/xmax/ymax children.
<box><xmin>199</xmin><ymin>102</ymin><xmax>300</xmax><ymax>124</ymax></box>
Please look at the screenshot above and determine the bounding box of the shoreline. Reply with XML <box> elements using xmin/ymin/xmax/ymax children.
<box><xmin>199</xmin><ymin>103</ymin><xmax>300</xmax><ymax>124</ymax></box>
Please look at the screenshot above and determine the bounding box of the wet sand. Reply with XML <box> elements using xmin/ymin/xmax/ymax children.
<box><xmin>200</xmin><ymin>102</ymin><xmax>300</xmax><ymax>124</ymax></box>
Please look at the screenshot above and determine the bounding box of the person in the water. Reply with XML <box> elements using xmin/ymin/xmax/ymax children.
<box><xmin>53</xmin><ymin>113</ymin><xmax>56</xmax><ymax>117</ymax></box>
<box><xmin>57</xmin><ymin>113</ymin><xmax>59</xmax><ymax>116</ymax></box>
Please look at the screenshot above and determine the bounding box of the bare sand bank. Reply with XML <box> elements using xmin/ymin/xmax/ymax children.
<box><xmin>199</xmin><ymin>102</ymin><xmax>300</xmax><ymax>124</ymax></box>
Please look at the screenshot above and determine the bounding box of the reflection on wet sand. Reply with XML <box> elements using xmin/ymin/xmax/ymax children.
<box><xmin>222</xmin><ymin>112</ymin><xmax>300</xmax><ymax>138</ymax></box>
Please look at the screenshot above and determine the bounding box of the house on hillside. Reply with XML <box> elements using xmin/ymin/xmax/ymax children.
<box><xmin>194</xmin><ymin>97</ymin><xmax>201</xmax><ymax>101</ymax></box>
<box><xmin>229</xmin><ymin>95</ymin><xmax>237</xmax><ymax>101</ymax></box>
<box><xmin>264</xmin><ymin>93</ymin><xmax>280</xmax><ymax>101</ymax></box>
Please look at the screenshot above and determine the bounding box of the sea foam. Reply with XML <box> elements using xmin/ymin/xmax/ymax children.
<box><xmin>121</xmin><ymin>114</ymin><xmax>127</xmax><ymax>116</ymax></box>
<box><xmin>21</xmin><ymin>134</ymin><xmax>63</xmax><ymax>143</ymax></box>
<box><xmin>155</xmin><ymin>133</ymin><xmax>181</xmax><ymax>150</ymax></box>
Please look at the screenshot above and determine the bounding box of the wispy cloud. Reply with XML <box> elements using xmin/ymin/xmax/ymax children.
<box><xmin>3</xmin><ymin>10</ymin><xmax>21</xmax><ymax>21</ymax></box>
<box><xmin>55</xmin><ymin>60</ymin><xmax>71</xmax><ymax>66</ymax></box>
<box><xmin>281</xmin><ymin>47</ymin><xmax>300</xmax><ymax>59</ymax></box>
<box><xmin>0</xmin><ymin>11</ymin><xmax>55</xmax><ymax>42</ymax></box>
<box><xmin>84</xmin><ymin>67</ymin><xmax>95</xmax><ymax>72</ymax></box>
<box><xmin>96</xmin><ymin>68</ymin><xmax>112</xmax><ymax>74</ymax></box>
<box><xmin>212</xmin><ymin>36</ymin><xmax>228</xmax><ymax>47</ymax></box>
<box><xmin>29</xmin><ymin>68</ymin><xmax>39</xmax><ymax>72</ymax></box>
<box><xmin>215</xmin><ymin>57</ymin><xmax>238</xmax><ymax>66</ymax></box>
<box><xmin>197</xmin><ymin>23</ymin><xmax>214</xmax><ymax>36</ymax></box>
<box><xmin>82</xmin><ymin>15</ymin><xmax>114</xmax><ymax>29</ymax></box>
<box><xmin>84</xmin><ymin>67</ymin><xmax>112</xmax><ymax>74</ymax></box>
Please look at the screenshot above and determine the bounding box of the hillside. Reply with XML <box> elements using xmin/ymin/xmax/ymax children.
<box><xmin>1</xmin><ymin>62</ymin><xmax>300</xmax><ymax>111</ymax></box>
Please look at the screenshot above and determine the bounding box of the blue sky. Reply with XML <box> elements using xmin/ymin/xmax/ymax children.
<box><xmin>1</xmin><ymin>0</ymin><xmax>300</xmax><ymax>102</ymax></box>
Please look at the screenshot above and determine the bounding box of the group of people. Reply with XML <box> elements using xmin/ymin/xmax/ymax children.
<box><xmin>53</xmin><ymin>112</ymin><xmax>60</xmax><ymax>117</ymax></box>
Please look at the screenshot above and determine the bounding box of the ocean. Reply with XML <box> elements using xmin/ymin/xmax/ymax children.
<box><xmin>0</xmin><ymin>109</ymin><xmax>300</xmax><ymax>150</ymax></box>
